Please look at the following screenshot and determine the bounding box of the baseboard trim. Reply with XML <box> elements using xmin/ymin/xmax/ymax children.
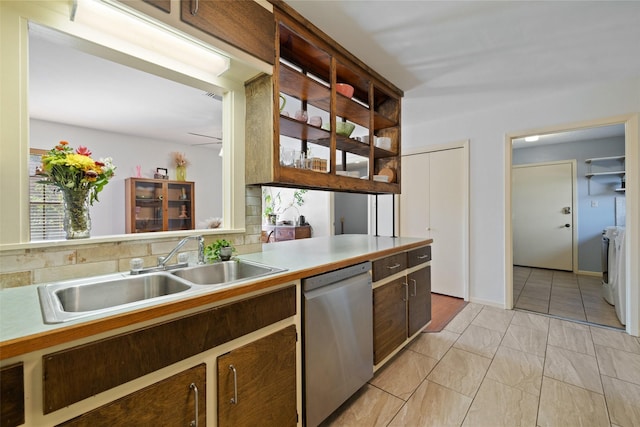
<box><xmin>469</xmin><ymin>297</ymin><xmax>504</xmax><ymax>309</ymax></box>
<box><xmin>577</xmin><ymin>270</ymin><xmax>602</xmax><ymax>277</ymax></box>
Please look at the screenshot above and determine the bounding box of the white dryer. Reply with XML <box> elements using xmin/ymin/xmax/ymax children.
<box><xmin>601</xmin><ymin>227</ymin><xmax>618</xmax><ymax>305</ymax></box>
<box><xmin>614</xmin><ymin>227</ymin><xmax>626</xmax><ymax>325</ymax></box>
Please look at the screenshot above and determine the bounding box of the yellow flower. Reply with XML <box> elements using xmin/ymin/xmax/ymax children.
<box><xmin>65</xmin><ymin>153</ymin><xmax>96</xmax><ymax>170</ymax></box>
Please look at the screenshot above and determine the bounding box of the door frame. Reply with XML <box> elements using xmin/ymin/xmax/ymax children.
<box><xmin>512</xmin><ymin>160</ymin><xmax>578</xmax><ymax>273</ymax></box>
<box><xmin>401</xmin><ymin>140</ymin><xmax>470</xmax><ymax>301</ymax></box>
<box><xmin>504</xmin><ymin>114</ymin><xmax>640</xmax><ymax>337</ymax></box>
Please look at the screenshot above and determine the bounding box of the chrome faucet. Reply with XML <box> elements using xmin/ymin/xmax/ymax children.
<box><xmin>158</xmin><ymin>235</ymin><xmax>205</xmax><ymax>268</ymax></box>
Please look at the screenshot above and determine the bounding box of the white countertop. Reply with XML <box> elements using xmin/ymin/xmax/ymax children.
<box><xmin>0</xmin><ymin>235</ymin><xmax>429</xmax><ymax>356</ymax></box>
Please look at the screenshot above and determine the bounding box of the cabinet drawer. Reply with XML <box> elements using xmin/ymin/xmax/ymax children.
<box><xmin>43</xmin><ymin>286</ymin><xmax>295</xmax><ymax>413</ymax></box>
<box><xmin>294</xmin><ymin>226</ymin><xmax>311</xmax><ymax>239</ymax></box>
<box><xmin>407</xmin><ymin>246</ymin><xmax>431</xmax><ymax>268</ymax></box>
<box><xmin>372</xmin><ymin>252</ymin><xmax>407</xmax><ymax>282</ymax></box>
<box><xmin>276</xmin><ymin>228</ymin><xmax>295</xmax><ymax>241</ymax></box>
<box><xmin>0</xmin><ymin>363</ymin><xmax>24</xmax><ymax>427</ymax></box>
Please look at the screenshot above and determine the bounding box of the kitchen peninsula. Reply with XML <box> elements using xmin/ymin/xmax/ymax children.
<box><xmin>0</xmin><ymin>235</ymin><xmax>431</xmax><ymax>426</ymax></box>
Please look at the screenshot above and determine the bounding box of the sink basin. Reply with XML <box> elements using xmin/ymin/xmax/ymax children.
<box><xmin>38</xmin><ymin>273</ymin><xmax>192</xmax><ymax>323</ymax></box>
<box><xmin>172</xmin><ymin>260</ymin><xmax>286</xmax><ymax>286</ymax></box>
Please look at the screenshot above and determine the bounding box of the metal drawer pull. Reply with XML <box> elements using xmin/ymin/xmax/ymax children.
<box><xmin>402</xmin><ymin>282</ymin><xmax>408</xmax><ymax>302</ymax></box>
<box><xmin>229</xmin><ymin>364</ymin><xmax>238</xmax><ymax>404</ymax></box>
<box><xmin>386</xmin><ymin>263</ymin><xmax>401</xmax><ymax>270</ymax></box>
<box><xmin>189</xmin><ymin>383</ymin><xmax>199</xmax><ymax>427</ymax></box>
<box><xmin>417</xmin><ymin>254</ymin><xmax>429</xmax><ymax>259</ymax></box>
<box><xmin>410</xmin><ymin>279</ymin><xmax>417</xmax><ymax>297</ymax></box>
<box><xmin>191</xmin><ymin>0</ymin><xmax>199</xmax><ymax>15</ymax></box>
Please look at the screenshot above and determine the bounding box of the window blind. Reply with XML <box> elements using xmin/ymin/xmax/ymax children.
<box><xmin>29</xmin><ymin>152</ymin><xmax>65</xmax><ymax>241</ymax></box>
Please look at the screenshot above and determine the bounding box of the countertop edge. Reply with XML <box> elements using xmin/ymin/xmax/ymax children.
<box><xmin>0</xmin><ymin>237</ymin><xmax>432</xmax><ymax>360</ymax></box>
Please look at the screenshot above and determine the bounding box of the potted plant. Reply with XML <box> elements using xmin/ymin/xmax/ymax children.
<box><xmin>205</xmin><ymin>239</ymin><xmax>236</xmax><ymax>262</ymax></box>
<box><xmin>263</xmin><ymin>188</ymin><xmax>307</xmax><ymax>224</ymax></box>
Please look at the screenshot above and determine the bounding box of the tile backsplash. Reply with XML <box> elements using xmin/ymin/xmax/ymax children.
<box><xmin>0</xmin><ymin>186</ymin><xmax>263</xmax><ymax>289</ymax></box>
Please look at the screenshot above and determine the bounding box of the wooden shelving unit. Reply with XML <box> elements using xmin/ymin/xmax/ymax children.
<box><xmin>246</xmin><ymin>6</ymin><xmax>403</xmax><ymax>194</ymax></box>
<box><xmin>125</xmin><ymin>178</ymin><xmax>195</xmax><ymax>233</ymax></box>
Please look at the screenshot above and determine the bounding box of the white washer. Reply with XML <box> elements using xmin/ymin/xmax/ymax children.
<box><xmin>614</xmin><ymin>227</ymin><xmax>626</xmax><ymax>325</ymax></box>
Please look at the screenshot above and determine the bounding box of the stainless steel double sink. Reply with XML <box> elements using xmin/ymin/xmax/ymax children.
<box><xmin>38</xmin><ymin>260</ymin><xmax>286</xmax><ymax>324</ymax></box>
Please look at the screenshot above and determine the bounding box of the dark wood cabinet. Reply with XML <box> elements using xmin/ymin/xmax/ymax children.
<box><xmin>0</xmin><ymin>363</ymin><xmax>24</xmax><ymax>427</ymax></box>
<box><xmin>373</xmin><ymin>278</ymin><xmax>408</xmax><ymax>365</ymax></box>
<box><xmin>408</xmin><ymin>266</ymin><xmax>432</xmax><ymax>336</ymax></box>
<box><xmin>262</xmin><ymin>224</ymin><xmax>311</xmax><ymax>242</ymax></box>
<box><xmin>372</xmin><ymin>252</ymin><xmax>407</xmax><ymax>282</ymax></box>
<box><xmin>372</xmin><ymin>246</ymin><xmax>432</xmax><ymax>365</ymax></box>
<box><xmin>58</xmin><ymin>364</ymin><xmax>206</xmax><ymax>427</ymax></box>
<box><xmin>180</xmin><ymin>0</ymin><xmax>275</xmax><ymax>64</ymax></box>
<box><xmin>217</xmin><ymin>325</ymin><xmax>297</xmax><ymax>426</ymax></box>
<box><xmin>43</xmin><ymin>286</ymin><xmax>295</xmax><ymax>413</ymax></box>
<box><xmin>125</xmin><ymin>178</ymin><xmax>195</xmax><ymax>233</ymax></box>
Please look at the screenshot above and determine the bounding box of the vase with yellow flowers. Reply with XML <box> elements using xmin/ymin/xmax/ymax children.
<box><xmin>38</xmin><ymin>141</ymin><xmax>116</xmax><ymax>239</ymax></box>
<box><xmin>172</xmin><ymin>152</ymin><xmax>189</xmax><ymax>181</ymax></box>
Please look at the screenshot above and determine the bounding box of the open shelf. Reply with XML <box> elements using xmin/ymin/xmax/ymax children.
<box><xmin>585</xmin><ymin>171</ymin><xmax>626</xmax><ymax>178</ymax></box>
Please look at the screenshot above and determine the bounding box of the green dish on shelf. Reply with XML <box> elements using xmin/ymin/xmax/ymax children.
<box><xmin>322</xmin><ymin>121</ymin><xmax>355</xmax><ymax>137</ymax></box>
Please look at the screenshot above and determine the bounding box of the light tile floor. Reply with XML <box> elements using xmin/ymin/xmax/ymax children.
<box><xmin>513</xmin><ymin>266</ymin><xmax>624</xmax><ymax>329</ymax></box>
<box><xmin>321</xmin><ymin>304</ymin><xmax>640</xmax><ymax>427</ymax></box>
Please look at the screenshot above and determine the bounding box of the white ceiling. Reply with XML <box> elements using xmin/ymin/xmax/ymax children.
<box><xmin>28</xmin><ymin>2</ymin><xmax>640</xmax><ymax>147</ymax></box>
<box><xmin>511</xmin><ymin>123</ymin><xmax>625</xmax><ymax>149</ymax></box>
<box><xmin>285</xmin><ymin>1</ymin><xmax>640</xmax><ymax>125</ymax></box>
<box><xmin>29</xmin><ymin>24</ymin><xmax>223</xmax><ymax>147</ymax></box>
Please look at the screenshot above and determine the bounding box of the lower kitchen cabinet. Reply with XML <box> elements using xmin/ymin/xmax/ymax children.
<box><xmin>58</xmin><ymin>364</ymin><xmax>206</xmax><ymax>426</ymax></box>
<box><xmin>373</xmin><ymin>278</ymin><xmax>407</xmax><ymax>365</ymax></box>
<box><xmin>217</xmin><ymin>325</ymin><xmax>297</xmax><ymax>426</ymax></box>
<box><xmin>373</xmin><ymin>247</ymin><xmax>432</xmax><ymax>366</ymax></box>
<box><xmin>0</xmin><ymin>363</ymin><xmax>24</xmax><ymax>427</ymax></box>
<box><xmin>408</xmin><ymin>266</ymin><xmax>431</xmax><ymax>336</ymax></box>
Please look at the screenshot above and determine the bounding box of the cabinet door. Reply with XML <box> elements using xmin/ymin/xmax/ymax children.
<box><xmin>217</xmin><ymin>326</ymin><xmax>297</xmax><ymax>427</ymax></box>
<box><xmin>126</xmin><ymin>178</ymin><xmax>164</xmax><ymax>233</ymax></box>
<box><xmin>59</xmin><ymin>364</ymin><xmax>205</xmax><ymax>426</ymax></box>
<box><xmin>408</xmin><ymin>266</ymin><xmax>432</xmax><ymax>336</ymax></box>
<box><xmin>373</xmin><ymin>278</ymin><xmax>407</xmax><ymax>365</ymax></box>
<box><xmin>180</xmin><ymin>0</ymin><xmax>275</xmax><ymax>64</ymax></box>
<box><xmin>0</xmin><ymin>363</ymin><xmax>24</xmax><ymax>427</ymax></box>
<box><xmin>167</xmin><ymin>181</ymin><xmax>195</xmax><ymax>231</ymax></box>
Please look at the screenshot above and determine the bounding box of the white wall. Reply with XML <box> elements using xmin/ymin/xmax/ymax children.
<box><xmin>402</xmin><ymin>76</ymin><xmax>640</xmax><ymax>306</ymax></box>
<box><xmin>30</xmin><ymin>119</ymin><xmax>223</xmax><ymax>236</ymax></box>
<box><xmin>261</xmin><ymin>187</ymin><xmax>332</xmax><ymax>238</ymax></box>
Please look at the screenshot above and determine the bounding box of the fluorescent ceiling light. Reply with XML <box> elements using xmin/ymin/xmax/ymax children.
<box><xmin>72</xmin><ymin>0</ymin><xmax>230</xmax><ymax>79</ymax></box>
<box><xmin>524</xmin><ymin>135</ymin><xmax>540</xmax><ymax>142</ymax></box>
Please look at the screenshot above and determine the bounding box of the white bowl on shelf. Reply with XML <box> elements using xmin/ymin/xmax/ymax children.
<box><xmin>375</xmin><ymin>137</ymin><xmax>392</xmax><ymax>151</ymax></box>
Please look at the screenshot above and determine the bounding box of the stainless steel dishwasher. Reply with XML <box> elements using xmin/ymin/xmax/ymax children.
<box><xmin>303</xmin><ymin>261</ymin><xmax>373</xmax><ymax>427</ymax></box>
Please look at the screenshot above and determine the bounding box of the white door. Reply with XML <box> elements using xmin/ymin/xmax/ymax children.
<box><xmin>512</xmin><ymin>162</ymin><xmax>574</xmax><ymax>271</ymax></box>
<box><xmin>400</xmin><ymin>153</ymin><xmax>430</xmax><ymax>237</ymax></box>
<box><xmin>400</xmin><ymin>148</ymin><xmax>466</xmax><ymax>298</ymax></box>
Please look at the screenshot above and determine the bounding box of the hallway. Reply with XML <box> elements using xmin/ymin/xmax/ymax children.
<box><xmin>513</xmin><ymin>267</ymin><xmax>623</xmax><ymax>329</ymax></box>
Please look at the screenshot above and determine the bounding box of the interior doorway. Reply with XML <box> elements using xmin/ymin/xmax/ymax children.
<box><xmin>506</xmin><ymin>115</ymin><xmax>639</xmax><ymax>335</ymax></box>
